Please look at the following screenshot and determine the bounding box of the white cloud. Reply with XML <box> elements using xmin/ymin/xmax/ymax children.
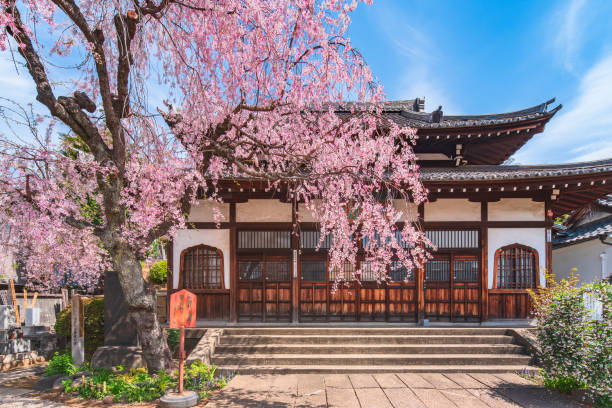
<box><xmin>371</xmin><ymin>3</ymin><xmax>459</xmax><ymax>114</ymax></box>
<box><xmin>0</xmin><ymin>56</ymin><xmax>38</xmax><ymax>106</ymax></box>
<box><xmin>554</xmin><ymin>0</ymin><xmax>586</xmax><ymax>72</ymax></box>
<box><xmin>514</xmin><ymin>53</ymin><xmax>612</xmax><ymax>164</ymax></box>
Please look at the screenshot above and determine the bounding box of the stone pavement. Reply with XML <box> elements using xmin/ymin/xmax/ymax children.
<box><xmin>206</xmin><ymin>373</ymin><xmax>584</xmax><ymax>407</ymax></box>
<box><xmin>0</xmin><ymin>366</ymin><xmax>69</xmax><ymax>408</ymax></box>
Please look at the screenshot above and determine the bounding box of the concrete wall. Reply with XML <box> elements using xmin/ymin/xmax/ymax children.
<box><xmin>487</xmin><ymin>228</ymin><xmax>546</xmax><ymax>289</ymax></box>
<box><xmin>237</xmin><ymin>199</ymin><xmax>292</xmax><ymax>222</ymax></box>
<box><xmin>488</xmin><ymin>198</ymin><xmax>543</xmax><ymax>221</ymax></box>
<box><xmin>553</xmin><ymin>239</ymin><xmax>612</xmax><ymax>285</ymax></box>
<box><xmin>188</xmin><ymin>200</ymin><xmax>229</xmax><ymax>222</ymax></box>
<box><xmin>172</xmin><ymin>229</ymin><xmax>230</xmax><ymax>290</ymax></box>
<box><xmin>424</xmin><ymin>199</ymin><xmax>480</xmax><ymax>222</ymax></box>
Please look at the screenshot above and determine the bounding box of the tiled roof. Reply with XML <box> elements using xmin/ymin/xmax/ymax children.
<box><xmin>419</xmin><ymin>159</ymin><xmax>612</xmax><ymax>182</ymax></box>
<box><xmin>598</xmin><ymin>194</ymin><xmax>612</xmax><ymax>208</ymax></box>
<box><xmin>553</xmin><ymin>215</ymin><xmax>612</xmax><ymax>247</ymax></box>
<box><xmin>334</xmin><ymin>98</ymin><xmax>561</xmax><ymax>129</ymax></box>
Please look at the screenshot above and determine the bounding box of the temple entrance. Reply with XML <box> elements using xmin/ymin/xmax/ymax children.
<box><xmin>298</xmin><ymin>257</ymin><xmax>418</xmax><ymax>322</ymax></box>
<box><xmin>424</xmin><ymin>254</ymin><xmax>480</xmax><ymax>321</ymax></box>
<box><xmin>237</xmin><ymin>255</ymin><xmax>292</xmax><ymax>322</ymax></box>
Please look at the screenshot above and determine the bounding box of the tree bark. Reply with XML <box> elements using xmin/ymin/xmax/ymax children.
<box><xmin>113</xmin><ymin>241</ymin><xmax>172</xmax><ymax>372</ymax></box>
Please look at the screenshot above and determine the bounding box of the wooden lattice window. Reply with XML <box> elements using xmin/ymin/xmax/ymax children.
<box><xmin>494</xmin><ymin>244</ymin><xmax>538</xmax><ymax>289</ymax></box>
<box><xmin>180</xmin><ymin>245</ymin><xmax>224</xmax><ymax>289</ymax></box>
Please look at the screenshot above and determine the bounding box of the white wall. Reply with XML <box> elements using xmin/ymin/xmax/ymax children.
<box><xmin>487</xmin><ymin>228</ymin><xmax>546</xmax><ymax>289</ymax></box>
<box><xmin>393</xmin><ymin>200</ymin><xmax>419</xmax><ymax>222</ymax></box>
<box><xmin>424</xmin><ymin>199</ymin><xmax>480</xmax><ymax>221</ymax></box>
<box><xmin>172</xmin><ymin>229</ymin><xmax>230</xmax><ymax>289</ymax></box>
<box><xmin>488</xmin><ymin>198</ymin><xmax>543</xmax><ymax>221</ymax></box>
<box><xmin>188</xmin><ymin>200</ymin><xmax>229</xmax><ymax>222</ymax></box>
<box><xmin>237</xmin><ymin>199</ymin><xmax>292</xmax><ymax>222</ymax></box>
<box><xmin>553</xmin><ymin>240</ymin><xmax>612</xmax><ymax>285</ymax></box>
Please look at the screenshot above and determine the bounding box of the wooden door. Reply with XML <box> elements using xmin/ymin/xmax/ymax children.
<box><xmin>237</xmin><ymin>255</ymin><xmax>291</xmax><ymax>322</ymax></box>
<box><xmin>424</xmin><ymin>255</ymin><xmax>451</xmax><ymax>320</ymax></box>
<box><xmin>424</xmin><ymin>254</ymin><xmax>481</xmax><ymax>321</ymax></box>
<box><xmin>452</xmin><ymin>256</ymin><xmax>480</xmax><ymax>321</ymax></box>
<box><xmin>299</xmin><ymin>257</ymin><xmax>329</xmax><ymax>321</ymax></box>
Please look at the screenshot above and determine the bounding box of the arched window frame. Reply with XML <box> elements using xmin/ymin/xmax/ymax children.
<box><xmin>493</xmin><ymin>243</ymin><xmax>539</xmax><ymax>290</ymax></box>
<box><xmin>179</xmin><ymin>244</ymin><xmax>225</xmax><ymax>290</ymax></box>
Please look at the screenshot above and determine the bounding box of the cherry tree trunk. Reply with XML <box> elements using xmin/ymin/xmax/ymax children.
<box><xmin>113</xmin><ymin>243</ymin><xmax>171</xmax><ymax>372</ymax></box>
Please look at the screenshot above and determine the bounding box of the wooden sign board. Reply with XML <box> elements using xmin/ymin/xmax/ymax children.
<box><xmin>169</xmin><ymin>289</ymin><xmax>197</xmax><ymax>328</ymax></box>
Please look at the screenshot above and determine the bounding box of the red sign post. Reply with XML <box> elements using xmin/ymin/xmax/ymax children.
<box><xmin>169</xmin><ymin>289</ymin><xmax>197</xmax><ymax>394</ymax></box>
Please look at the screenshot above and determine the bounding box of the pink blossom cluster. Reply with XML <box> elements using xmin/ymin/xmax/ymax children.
<box><xmin>0</xmin><ymin>0</ymin><xmax>429</xmax><ymax>290</ymax></box>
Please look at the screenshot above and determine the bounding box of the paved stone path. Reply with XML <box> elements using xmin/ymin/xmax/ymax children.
<box><xmin>0</xmin><ymin>366</ymin><xmax>69</xmax><ymax>408</ymax></box>
<box><xmin>207</xmin><ymin>373</ymin><xmax>584</xmax><ymax>408</ymax></box>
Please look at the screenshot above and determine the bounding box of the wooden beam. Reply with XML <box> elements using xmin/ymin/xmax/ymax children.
<box><xmin>229</xmin><ymin>203</ymin><xmax>238</xmax><ymax>323</ymax></box>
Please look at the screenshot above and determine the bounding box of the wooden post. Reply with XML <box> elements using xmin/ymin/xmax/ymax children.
<box><xmin>9</xmin><ymin>280</ymin><xmax>19</xmax><ymax>325</ymax></box>
<box><xmin>229</xmin><ymin>203</ymin><xmax>238</xmax><ymax>323</ymax></box>
<box><xmin>23</xmin><ymin>289</ymin><xmax>28</xmax><ymax>309</ymax></box>
<box><xmin>178</xmin><ymin>326</ymin><xmax>185</xmax><ymax>394</ymax></box>
<box><xmin>71</xmin><ymin>294</ymin><xmax>85</xmax><ymax>367</ymax></box>
<box><xmin>291</xmin><ymin>200</ymin><xmax>300</xmax><ymax>323</ymax></box>
<box><xmin>481</xmin><ymin>201</ymin><xmax>489</xmax><ymax>321</ymax></box>
<box><xmin>31</xmin><ymin>292</ymin><xmax>38</xmax><ymax>308</ymax></box>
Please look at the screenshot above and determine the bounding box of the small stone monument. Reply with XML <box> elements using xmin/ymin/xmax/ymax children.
<box><xmin>71</xmin><ymin>294</ymin><xmax>85</xmax><ymax>367</ymax></box>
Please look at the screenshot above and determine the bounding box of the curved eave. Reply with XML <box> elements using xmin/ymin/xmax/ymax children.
<box><xmin>421</xmin><ymin>159</ymin><xmax>612</xmax><ymax>217</ymax></box>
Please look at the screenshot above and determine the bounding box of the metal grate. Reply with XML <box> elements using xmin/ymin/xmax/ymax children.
<box><xmin>238</xmin><ymin>260</ymin><xmax>263</xmax><ymax>281</ymax></box>
<box><xmin>182</xmin><ymin>246</ymin><xmax>223</xmax><ymax>289</ymax></box>
<box><xmin>300</xmin><ymin>260</ymin><xmax>327</xmax><ymax>281</ymax></box>
<box><xmin>425</xmin><ymin>258</ymin><xmax>451</xmax><ymax>281</ymax></box>
<box><xmin>425</xmin><ymin>230</ymin><xmax>479</xmax><ymax>249</ymax></box>
<box><xmin>496</xmin><ymin>246</ymin><xmax>537</xmax><ymax>289</ymax></box>
<box><xmin>453</xmin><ymin>258</ymin><xmax>480</xmax><ymax>282</ymax></box>
<box><xmin>300</xmin><ymin>230</ymin><xmax>332</xmax><ymax>249</ymax></box>
<box><xmin>238</xmin><ymin>230</ymin><xmax>291</xmax><ymax>249</ymax></box>
<box><xmin>390</xmin><ymin>261</ymin><xmax>414</xmax><ymax>281</ymax></box>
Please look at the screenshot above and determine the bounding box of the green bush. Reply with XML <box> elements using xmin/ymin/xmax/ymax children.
<box><xmin>530</xmin><ymin>275</ymin><xmax>612</xmax><ymax>405</ymax></box>
<box><xmin>149</xmin><ymin>260</ymin><xmax>167</xmax><ymax>284</ymax></box>
<box><xmin>45</xmin><ymin>351</ymin><xmax>78</xmax><ymax>377</ymax></box>
<box><xmin>62</xmin><ymin>363</ymin><xmax>235</xmax><ymax>402</ymax></box>
<box><xmin>54</xmin><ymin>297</ymin><xmax>104</xmax><ymax>359</ymax></box>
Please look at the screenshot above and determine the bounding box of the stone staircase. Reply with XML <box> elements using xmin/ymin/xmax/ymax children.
<box><xmin>211</xmin><ymin>327</ymin><xmax>533</xmax><ymax>374</ymax></box>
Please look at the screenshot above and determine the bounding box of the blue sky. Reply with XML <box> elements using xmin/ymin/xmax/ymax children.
<box><xmin>347</xmin><ymin>0</ymin><xmax>612</xmax><ymax>164</ymax></box>
<box><xmin>1</xmin><ymin>1</ymin><xmax>611</xmax><ymax>164</ymax></box>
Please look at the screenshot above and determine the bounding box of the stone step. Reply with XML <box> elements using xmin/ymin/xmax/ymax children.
<box><xmin>219</xmin><ymin>334</ymin><xmax>515</xmax><ymax>345</ymax></box>
<box><xmin>212</xmin><ymin>353</ymin><xmax>532</xmax><ymax>366</ymax></box>
<box><xmin>212</xmin><ymin>364</ymin><xmax>533</xmax><ymax>374</ymax></box>
<box><xmin>215</xmin><ymin>344</ymin><xmax>524</xmax><ymax>355</ymax></box>
<box><xmin>222</xmin><ymin>328</ymin><xmax>510</xmax><ymax>336</ymax></box>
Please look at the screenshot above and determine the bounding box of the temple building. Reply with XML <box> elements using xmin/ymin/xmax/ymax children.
<box><xmin>166</xmin><ymin>98</ymin><xmax>612</xmax><ymax>324</ymax></box>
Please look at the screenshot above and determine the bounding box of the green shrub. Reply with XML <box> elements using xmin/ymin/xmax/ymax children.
<box><xmin>54</xmin><ymin>297</ymin><xmax>104</xmax><ymax>359</ymax></box>
<box><xmin>45</xmin><ymin>351</ymin><xmax>77</xmax><ymax>377</ymax></box>
<box><xmin>62</xmin><ymin>362</ymin><xmax>235</xmax><ymax>402</ymax></box>
<box><xmin>149</xmin><ymin>260</ymin><xmax>167</xmax><ymax>284</ymax></box>
<box><xmin>530</xmin><ymin>275</ymin><xmax>612</xmax><ymax>405</ymax></box>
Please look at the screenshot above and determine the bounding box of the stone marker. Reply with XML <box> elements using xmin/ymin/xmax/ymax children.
<box><xmin>71</xmin><ymin>294</ymin><xmax>85</xmax><ymax>367</ymax></box>
<box><xmin>91</xmin><ymin>271</ymin><xmax>145</xmax><ymax>369</ymax></box>
<box><xmin>25</xmin><ymin>307</ymin><xmax>40</xmax><ymax>326</ymax></box>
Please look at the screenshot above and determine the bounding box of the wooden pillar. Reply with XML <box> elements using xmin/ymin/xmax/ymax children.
<box><xmin>291</xmin><ymin>200</ymin><xmax>300</xmax><ymax>323</ymax></box>
<box><xmin>480</xmin><ymin>201</ymin><xmax>489</xmax><ymax>321</ymax></box>
<box><xmin>165</xmin><ymin>239</ymin><xmax>173</xmax><ymax>320</ymax></box>
<box><xmin>417</xmin><ymin>203</ymin><xmax>425</xmax><ymax>323</ymax></box>
<box><xmin>545</xmin><ymin>197</ymin><xmax>553</xmax><ymax>279</ymax></box>
<box><xmin>229</xmin><ymin>203</ymin><xmax>238</xmax><ymax>323</ymax></box>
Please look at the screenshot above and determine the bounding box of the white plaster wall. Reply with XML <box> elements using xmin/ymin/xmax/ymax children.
<box><xmin>424</xmin><ymin>199</ymin><xmax>480</xmax><ymax>222</ymax></box>
<box><xmin>553</xmin><ymin>240</ymin><xmax>612</xmax><ymax>285</ymax></box>
<box><xmin>393</xmin><ymin>200</ymin><xmax>419</xmax><ymax>222</ymax></box>
<box><xmin>487</xmin><ymin>228</ymin><xmax>546</xmax><ymax>289</ymax></box>
<box><xmin>172</xmin><ymin>229</ymin><xmax>230</xmax><ymax>289</ymax></box>
<box><xmin>298</xmin><ymin>200</ymin><xmax>321</xmax><ymax>223</ymax></box>
<box><xmin>237</xmin><ymin>199</ymin><xmax>292</xmax><ymax>222</ymax></box>
<box><xmin>187</xmin><ymin>200</ymin><xmax>229</xmax><ymax>222</ymax></box>
<box><xmin>488</xmin><ymin>198</ymin><xmax>544</xmax><ymax>221</ymax></box>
